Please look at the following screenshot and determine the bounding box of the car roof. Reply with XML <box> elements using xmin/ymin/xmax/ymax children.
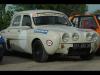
<box><xmin>14</xmin><ymin>10</ymin><xmax>64</xmax><ymax>15</ymax></box>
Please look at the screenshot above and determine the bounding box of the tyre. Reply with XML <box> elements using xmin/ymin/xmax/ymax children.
<box><xmin>80</xmin><ymin>52</ymin><xmax>95</xmax><ymax>60</ymax></box>
<box><xmin>32</xmin><ymin>40</ymin><xmax>48</xmax><ymax>62</ymax></box>
<box><xmin>95</xmin><ymin>49</ymin><xmax>100</xmax><ymax>56</ymax></box>
<box><xmin>0</xmin><ymin>44</ymin><xmax>6</xmax><ymax>62</ymax></box>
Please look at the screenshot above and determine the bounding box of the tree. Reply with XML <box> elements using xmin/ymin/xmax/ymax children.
<box><xmin>14</xmin><ymin>4</ymin><xmax>88</xmax><ymax>16</ymax></box>
<box><xmin>0</xmin><ymin>4</ymin><xmax>88</xmax><ymax>30</ymax></box>
<box><xmin>0</xmin><ymin>4</ymin><xmax>7</xmax><ymax>30</ymax></box>
<box><xmin>93</xmin><ymin>10</ymin><xmax>100</xmax><ymax>14</ymax></box>
<box><xmin>1</xmin><ymin>11</ymin><xmax>13</xmax><ymax>30</ymax></box>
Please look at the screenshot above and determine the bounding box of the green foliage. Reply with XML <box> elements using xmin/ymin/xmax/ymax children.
<box><xmin>0</xmin><ymin>4</ymin><xmax>7</xmax><ymax>30</ymax></box>
<box><xmin>2</xmin><ymin>11</ymin><xmax>13</xmax><ymax>30</ymax></box>
<box><xmin>14</xmin><ymin>4</ymin><xmax>88</xmax><ymax>16</ymax></box>
<box><xmin>0</xmin><ymin>4</ymin><xmax>88</xmax><ymax>30</ymax></box>
<box><xmin>93</xmin><ymin>10</ymin><xmax>100</xmax><ymax>14</ymax></box>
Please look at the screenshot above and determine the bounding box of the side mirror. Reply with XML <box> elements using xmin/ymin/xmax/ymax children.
<box><xmin>72</xmin><ymin>23</ymin><xmax>76</xmax><ymax>27</ymax></box>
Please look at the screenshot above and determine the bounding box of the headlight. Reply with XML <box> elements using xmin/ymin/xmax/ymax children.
<box><xmin>92</xmin><ymin>33</ymin><xmax>98</xmax><ymax>42</ymax></box>
<box><xmin>86</xmin><ymin>33</ymin><xmax>98</xmax><ymax>41</ymax></box>
<box><xmin>86</xmin><ymin>33</ymin><xmax>92</xmax><ymax>41</ymax></box>
<box><xmin>72</xmin><ymin>33</ymin><xmax>79</xmax><ymax>41</ymax></box>
<box><xmin>62</xmin><ymin>33</ymin><xmax>69</xmax><ymax>42</ymax></box>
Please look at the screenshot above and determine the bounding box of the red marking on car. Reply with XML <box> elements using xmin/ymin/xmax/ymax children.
<box><xmin>46</xmin><ymin>40</ymin><xmax>53</xmax><ymax>46</ymax></box>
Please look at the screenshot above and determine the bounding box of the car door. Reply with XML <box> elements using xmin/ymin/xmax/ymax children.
<box><xmin>6</xmin><ymin>15</ymin><xmax>22</xmax><ymax>51</ymax></box>
<box><xmin>17</xmin><ymin>15</ymin><xmax>32</xmax><ymax>53</ymax></box>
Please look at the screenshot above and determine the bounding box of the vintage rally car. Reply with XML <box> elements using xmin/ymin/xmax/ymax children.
<box><xmin>69</xmin><ymin>14</ymin><xmax>100</xmax><ymax>54</ymax></box>
<box><xmin>1</xmin><ymin>10</ymin><xmax>100</xmax><ymax>62</ymax></box>
<box><xmin>0</xmin><ymin>35</ymin><xmax>6</xmax><ymax>62</ymax></box>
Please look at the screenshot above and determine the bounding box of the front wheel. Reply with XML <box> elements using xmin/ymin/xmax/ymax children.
<box><xmin>32</xmin><ymin>40</ymin><xmax>48</xmax><ymax>62</ymax></box>
<box><xmin>80</xmin><ymin>52</ymin><xmax>95</xmax><ymax>60</ymax></box>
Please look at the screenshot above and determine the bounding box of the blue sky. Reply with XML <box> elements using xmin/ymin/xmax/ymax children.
<box><xmin>87</xmin><ymin>4</ymin><xmax>100</xmax><ymax>13</ymax></box>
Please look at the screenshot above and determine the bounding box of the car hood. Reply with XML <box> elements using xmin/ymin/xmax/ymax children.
<box><xmin>35</xmin><ymin>25</ymin><xmax>93</xmax><ymax>33</ymax></box>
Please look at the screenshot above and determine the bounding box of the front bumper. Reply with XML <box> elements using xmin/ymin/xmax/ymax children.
<box><xmin>56</xmin><ymin>42</ymin><xmax>98</xmax><ymax>56</ymax></box>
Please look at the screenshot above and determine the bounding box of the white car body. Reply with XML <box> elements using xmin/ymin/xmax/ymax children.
<box><xmin>1</xmin><ymin>10</ymin><xmax>100</xmax><ymax>62</ymax></box>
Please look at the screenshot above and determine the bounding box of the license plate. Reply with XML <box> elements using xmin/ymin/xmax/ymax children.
<box><xmin>73</xmin><ymin>43</ymin><xmax>91</xmax><ymax>48</ymax></box>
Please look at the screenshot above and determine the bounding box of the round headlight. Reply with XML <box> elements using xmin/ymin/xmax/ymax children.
<box><xmin>92</xmin><ymin>33</ymin><xmax>98</xmax><ymax>42</ymax></box>
<box><xmin>86</xmin><ymin>33</ymin><xmax>92</xmax><ymax>41</ymax></box>
<box><xmin>62</xmin><ymin>33</ymin><xmax>69</xmax><ymax>42</ymax></box>
<box><xmin>72</xmin><ymin>33</ymin><xmax>79</xmax><ymax>41</ymax></box>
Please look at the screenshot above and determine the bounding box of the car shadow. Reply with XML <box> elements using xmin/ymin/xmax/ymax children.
<box><xmin>0</xmin><ymin>51</ymin><xmax>33</xmax><ymax>65</ymax></box>
<box><xmin>47</xmin><ymin>54</ymin><xmax>84</xmax><ymax>62</ymax></box>
<box><xmin>0</xmin><ymin>51</ymin><xmax>90</xmax><ymax>65</ymax></box>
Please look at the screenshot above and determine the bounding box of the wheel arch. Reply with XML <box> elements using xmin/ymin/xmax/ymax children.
<box><xmin>31</xmin><ymin>38</ymin><xmax>40</xmax><ymax>47</ymax></box>
<box><xmin>31</xmin><ymin>38</ymin><xmax>41</xmax><ymax>52</ymax></box>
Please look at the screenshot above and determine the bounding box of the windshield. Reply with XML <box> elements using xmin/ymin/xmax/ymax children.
<box><xmin>33</xmin><ymin>16</ymin><xmax>72</xmax><ymax>26</ymax></box>
<box><xmin>79</xmin><ymin>16</ymin><xmax>97</xmax><ymax>29</ymax></box>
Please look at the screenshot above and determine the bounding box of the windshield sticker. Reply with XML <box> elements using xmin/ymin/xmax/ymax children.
<box><xmin>34</xmin><ymin>29</ymin><xmax>48</xmax><ymax>34</ymax></box>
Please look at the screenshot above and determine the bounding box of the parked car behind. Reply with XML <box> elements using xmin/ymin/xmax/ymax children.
<box><xmin>1</xmin><ymin>10</ymin><xmax>100</xmax><ymax>62</ymax></box>
<box><xmin>69</xmin><ymin>14</ymin><xmax>100</xmax><ymax>34</ymax></box>
<box><xmin>0</xmin><ymin>35</ymin><xmax>6</xmax><ymax>62</ymax></box>
<box><xmin>69</xmin><ymin>14</ymin><xmax>100</xmax><ymax>54</ymax></box>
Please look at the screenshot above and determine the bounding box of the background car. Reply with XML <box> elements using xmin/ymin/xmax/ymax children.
<box><xmin>69</xmin><ymin>14</ymin><xmax>100</xmax><ymax>34</ymax></box>
<box><xmin>69</xmin><ymin>14</ymin><xmax>100</xmax><ymax>54</ymax></box>
<box><xmin>0</xmin><ymin>36</ymin><xmax>6</xmax><ymax>62</ymax></box>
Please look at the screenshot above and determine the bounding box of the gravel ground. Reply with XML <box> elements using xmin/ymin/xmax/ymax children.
<box><xmin>0</xmin><ymin>51</ymin><xmax>100</xmax><ymax>71</ymax></box>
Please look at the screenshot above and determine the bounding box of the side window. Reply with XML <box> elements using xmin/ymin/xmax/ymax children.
<box><xmin>22</xmin><ymin>15</ymin><xmax>32</xmax><ymax>26</ymax></box>
<box><xmin>12</xmin><ymin>15</ymin><xmax>21</xmax><ymax>26</ymax></box>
